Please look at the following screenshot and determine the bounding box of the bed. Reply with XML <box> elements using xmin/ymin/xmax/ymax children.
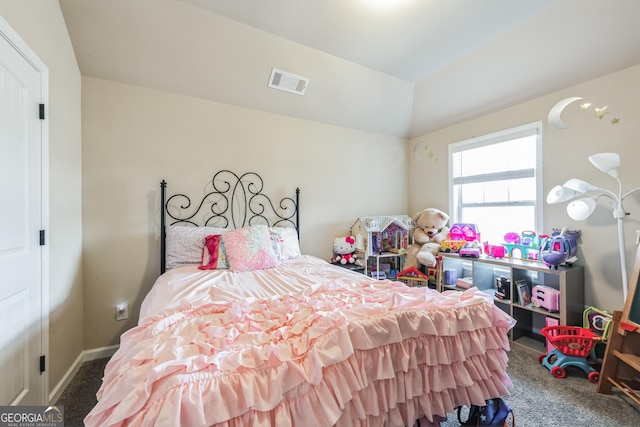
<box><xmin>85</xmin><ymin>170</ymin><xmax>516</xmax><ymax>427</ymax></box>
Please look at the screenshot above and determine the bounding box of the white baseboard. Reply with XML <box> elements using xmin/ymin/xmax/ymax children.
<box><xmin>83</xmin><ymin>344</ymin><xmax>119</xmax><ymax>361</ymax></box>
<box><xmin>49</xmin><ymin>344</ymin><xmax>119</xmax><ymax>404</ymax></box>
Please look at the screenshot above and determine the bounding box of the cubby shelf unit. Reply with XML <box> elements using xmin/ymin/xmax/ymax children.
<box><xmin>437</xmin><ymin>252</ymin><xmax>584</xmax><ymax>352</ymax></box>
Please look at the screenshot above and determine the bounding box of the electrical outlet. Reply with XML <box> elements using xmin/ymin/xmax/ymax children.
<box><xmin>115</xmin><ymin>303</ymin><xmax>129</xmax><ymax>321</ymax></box>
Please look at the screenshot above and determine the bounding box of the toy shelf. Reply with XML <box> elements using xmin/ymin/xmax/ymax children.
<box><xmin>438</xmin><ymin>252</ymin><xmax>584</xmax><ymax>352</ymax></box>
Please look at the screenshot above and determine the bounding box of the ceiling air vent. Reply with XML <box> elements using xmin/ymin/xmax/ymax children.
<box><xmin>268</xmin><ymin>68</ymin><xmax>309</xmax><ymax>95</ymax></box>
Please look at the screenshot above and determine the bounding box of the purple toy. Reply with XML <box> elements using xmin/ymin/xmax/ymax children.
<box><xmin>540</xmin><ymin>228</ymin><xmax>580</xmax><ymax>269</ymax></box>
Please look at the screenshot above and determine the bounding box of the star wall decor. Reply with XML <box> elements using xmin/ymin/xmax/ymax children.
<box><xmin>594</xmin><ymin>106</ymin><xmax>609</xmax><ymax>119</ymax></box>
<box><xmin>413</xmin><ymin>140</ymin><xmax>439</xmax><ymax>161</ymax></box>
<box><xmin>548</xmin><ymin>97</ymin><xmax>621</xmax><ymax>129</ymax></box>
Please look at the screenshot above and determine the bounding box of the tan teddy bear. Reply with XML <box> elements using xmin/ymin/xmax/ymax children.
<box><xmin>404</xmin><ymin>208</ymin><xmax>450</xmax><ymax>269</ymax></box>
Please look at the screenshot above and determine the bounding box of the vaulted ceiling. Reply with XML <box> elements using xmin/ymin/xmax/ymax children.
<box><xmin>59</xmin><ymin>0</ymin><xmax>640</xmax><ymax>138</ymax></box>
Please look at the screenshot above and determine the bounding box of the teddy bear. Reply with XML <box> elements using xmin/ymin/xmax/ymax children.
<box><xmin>404</xmin><ymin>208</ymin><xmax>450</xmax><ymax>270</ymax></box>
<box><xmin>333</xmin><ymin>236</ymin><xmax>358</xmax><ymax>265</ymax></box>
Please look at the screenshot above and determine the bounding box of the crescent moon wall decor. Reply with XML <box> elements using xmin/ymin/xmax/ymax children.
<box><xmin>413</xmin><ymin>140</ymin><xmax>438</xmax><ymax>161</ymax></box>
<box><xmin>413</xmin><ymin>140</ymin><xmax>427</xmax><ymax>160</ymax></box>
<box><xmin>548</xmin><ymin>96</ymin><xmax>583</xmax><ymax>129</ymax></box>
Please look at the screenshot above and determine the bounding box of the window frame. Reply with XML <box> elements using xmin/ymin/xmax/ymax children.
<box><xmin>447</xmin><ymin>121</ymin><xmax>543</xmax><ymax>239</ymax></box>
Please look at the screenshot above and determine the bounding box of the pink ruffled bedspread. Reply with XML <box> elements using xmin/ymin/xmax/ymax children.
<box><xmin>85</xmin><ymin>280</ymin><xmax>516</xmax><ymax>427</ymax></box>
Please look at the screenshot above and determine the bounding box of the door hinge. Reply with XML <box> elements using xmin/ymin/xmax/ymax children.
<box><xmin>39</xmin><ymin>104</ymin><xmax>45</xmax><ymax>120</ymax></box>
<box><xmin>39</xmin><ymin>230</ymin><xmax>45</xmax><ymax>245</ymax></box>
<box><xmin>40</xmin><ymin>355</ymin><xmax>45</xmax><ymax>373</ymax></box>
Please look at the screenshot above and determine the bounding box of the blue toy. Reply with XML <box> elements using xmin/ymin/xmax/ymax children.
<box><xmin>538</xmin><ymin>325</ymin><xmax>600</xmax><ymax>384</ymax></box>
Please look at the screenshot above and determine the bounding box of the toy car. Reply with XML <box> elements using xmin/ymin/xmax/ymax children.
<box><xmin>459</xmin><ymin>241</ymin><xmax>481</xmax><ymax>258</ymax></box>
<box><xmin>441</xmin><ymin>239</ymin><xmax>467</xmax><ymax>253</ymax></box>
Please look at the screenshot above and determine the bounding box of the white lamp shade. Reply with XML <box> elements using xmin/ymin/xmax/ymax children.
<box><xmin>589</xmin><ymin>153</ymin><xmax>620</xmax><ymax>178</ymax></box>
<box><xmin>547</xmin><ymin>185</ymin><xmax>579</xmax><ymax>204</ymax></box>
<box><xmin>567</xmin><ymin>198</ymin><xmax>597</xmax><ymax>221</ymax></box>
<box><xmin>563</xmin><ymin>178</ymin><xmax>598</xmax><ymax>193</ymax></box>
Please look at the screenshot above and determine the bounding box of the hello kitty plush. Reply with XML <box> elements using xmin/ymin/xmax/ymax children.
<box><xmin>333</xmin><ymin>236</ymin><xmax>358</xmax><ymax>264</ymax></box>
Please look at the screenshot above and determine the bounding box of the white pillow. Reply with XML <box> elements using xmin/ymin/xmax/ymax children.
<box><xmin>269</xmin><ymin>227</ymin><xmax>301</xmax><ymax>260</ymax></box>
<box><xmin>165</xmin><ymin>226</ymin><xmax>227</xmax><ymax>270</ymax></box>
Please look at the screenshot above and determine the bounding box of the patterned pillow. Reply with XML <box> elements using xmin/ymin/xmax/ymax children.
<box><xmin>165</xmin><ymin>226</ymin><xmax>227</xmax><ymax>270</ymax></box>
<box><xmin>222</xmin><ymin>225</ymin><xmax>280</xmax><ymax>272</ymax></box>
<box><xmin>270</xmin><ymin>227</ymin><xmax>301</xmax><ymax>260</ymax></box>
<box><xmin>199</xmin><ymin>234</ymin><xmax>230</xmax><ymax>270</ymax></box>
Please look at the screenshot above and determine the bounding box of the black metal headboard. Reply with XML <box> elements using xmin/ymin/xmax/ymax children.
<box><xmin>160</xmin><ymin>170</ymin><xmax>300</xmax><ymax>274</ymax></box>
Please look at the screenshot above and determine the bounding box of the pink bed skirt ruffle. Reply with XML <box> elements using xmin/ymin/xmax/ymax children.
<box><xmin>85</xmin><ymin>280</ymin><xmax>515</xmax><ymax>427</ymax></box>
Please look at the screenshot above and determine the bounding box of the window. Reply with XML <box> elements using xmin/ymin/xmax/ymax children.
<box><xmin>448</xmin><ymin>122</ymin><xmax>542</xmax><ymax>245</ymax></box>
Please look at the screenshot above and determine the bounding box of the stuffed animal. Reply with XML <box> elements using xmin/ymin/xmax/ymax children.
<box><xmin>404</xmin><ymin>208</ymin><xmax>450</xmax><ymax>269</ymax></box>
<box><xmin>333</xmin><ymin>236</ymin><xmax>358</xmax><ymax>265</ymax></box>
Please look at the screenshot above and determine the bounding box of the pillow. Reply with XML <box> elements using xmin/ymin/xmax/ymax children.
<box><xmin>269</xmin><ymin>227</ymin><xmax>301</xmax><ymax>260</ymax></box>
<box><xmin>222</xmin><ymin>225</ymin><xmax>280</xmax><ymax>272</ymax></box>
<box><xmin>165</xmin><ymin>226</ymin><xmax>227</xmax><ymax>270</ymax></box>
<box><xmin>199</xmin><ymin>234</ymin><xmax>230</xmax><ymax>270</ymax></box>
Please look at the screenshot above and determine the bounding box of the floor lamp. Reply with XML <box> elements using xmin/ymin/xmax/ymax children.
<box><xmin>546</xmin><ymin>152</ymin><xmax>640</xmax><ymax>303</ymax></box>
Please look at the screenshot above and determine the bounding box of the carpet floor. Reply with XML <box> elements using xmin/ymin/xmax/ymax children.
<box><xmin>56</xmin><ymin>344</ymin><xmax>640</xmax><ymax>426</ymax></box>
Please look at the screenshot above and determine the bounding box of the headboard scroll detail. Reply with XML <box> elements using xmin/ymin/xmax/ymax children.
<box><xmin>160</xmin><ymin>170</ymin><xmax>300</xmax><ymax>274</ymax></box>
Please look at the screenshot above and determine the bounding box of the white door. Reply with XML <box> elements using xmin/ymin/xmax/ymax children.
<box><xmin>0</xmin><ymin>20</ymin><xmax>46</xmax><ymax>405</ymax></box>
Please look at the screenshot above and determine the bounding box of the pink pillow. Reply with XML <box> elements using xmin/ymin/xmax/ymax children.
<box><xmin>199</xmin><ymin>234</ymin><xmax>229</xmax><ymax>270</ymax></box>
<box><xmin>222</xmin><ymin>225</ymin><xmax>280</xmax><ymax>272</ymax></box>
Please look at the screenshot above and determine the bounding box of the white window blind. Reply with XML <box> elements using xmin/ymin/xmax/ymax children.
<box><xmin>448</xmin><ymin>122</ymin><xmax>543</xmax><ymax>244</ymax></box>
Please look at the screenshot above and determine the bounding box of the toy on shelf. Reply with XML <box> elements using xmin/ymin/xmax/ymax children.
<box><xmin>459</xmin><ymin>241</ymin><xmax>481</xmax><ymax>258</ymax></box>
<box><xmin>515</xmin><ymin>280</ymin><xmax>532</xmax><ymax>305</ymax></box>
<box><xmin>520</xmin><ymin>230</ymin><xmax>537</xmax><ymax>246</ymax></box>
<box><xmin>538</xmin><ymin>325</ymin><xmax>601</xmax><ymax>384</ymax></box>
<box><xmin>495</xmin><ymin>276</ymin><xmax>510</xmax><ymax>300</ymax></box>
<box><xmin>540</xmin><ymin>227</ymin><xmax>580</xmax><ymax>269</ymax></box>
<box><xmin>484</xmin><ymin>242</ymin><xmax>506</xmax><ymax>258</ymax></box>
<box><xmin>370</xmin><ymin>271</ymin><xmax>387</xmax><ymax>280</ymax></box>
<box><xmin>503</xmin><ymin>230</ymin><xmax>546</xmax><ymax>260</ymax></box>
<box><xmin>531</xmin><ymin>285</ymin><xmax>560</xmax><ymax>312</ymax></box>
<box><xmin>503</xmin><ymin>232</ymin><xmax>521</xmax><ymax>245</ymax></box>
<box><xmin>456</xmin><ymin>277</ymin><xmax>474</xmax><ymax>289</ymax></box>
<box><xmin>441</xmin><ymin>223</ymin><xmax>480</xmax><ymax>253</ymax></box>
<box><xmin>449</xmin><ymin>223</ymin><xmax>480</xmax><ymax>241</ymax></box>
<box><xmin>440</xmin><ymin>239</ymin><xmax>466</xmax><ymax>253</ymax></box>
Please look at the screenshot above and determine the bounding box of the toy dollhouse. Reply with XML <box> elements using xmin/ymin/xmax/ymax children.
<box><xmin>350</xmin><ymin>215</ymin><xmax>414</xmax><ymax>278</ymax></box>
<box><xmin>396</xmin><ymin>267</ymin><xmax>431</xmax><ymax>288</ymax></box>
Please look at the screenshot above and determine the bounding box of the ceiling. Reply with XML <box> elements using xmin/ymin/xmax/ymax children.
<box><xmin>59</xmin><ymin>0</ymin><xmax>640</xmax><ymax>138</ymax></box>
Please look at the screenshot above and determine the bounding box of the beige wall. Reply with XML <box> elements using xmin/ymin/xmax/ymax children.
<box><xmin>81</xmin><ymin>77</ymin><xmax>408</xmax><ymax>348</ymax></box>
<box><xmin>0</xmin><ymin>1</ymin><xmax>83</xmax><ymax>397</ymax></box>
<box><xmin>409</xmin><ymin>64</ymin><xmax>640</xmax><ymax>313</ymax></box>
